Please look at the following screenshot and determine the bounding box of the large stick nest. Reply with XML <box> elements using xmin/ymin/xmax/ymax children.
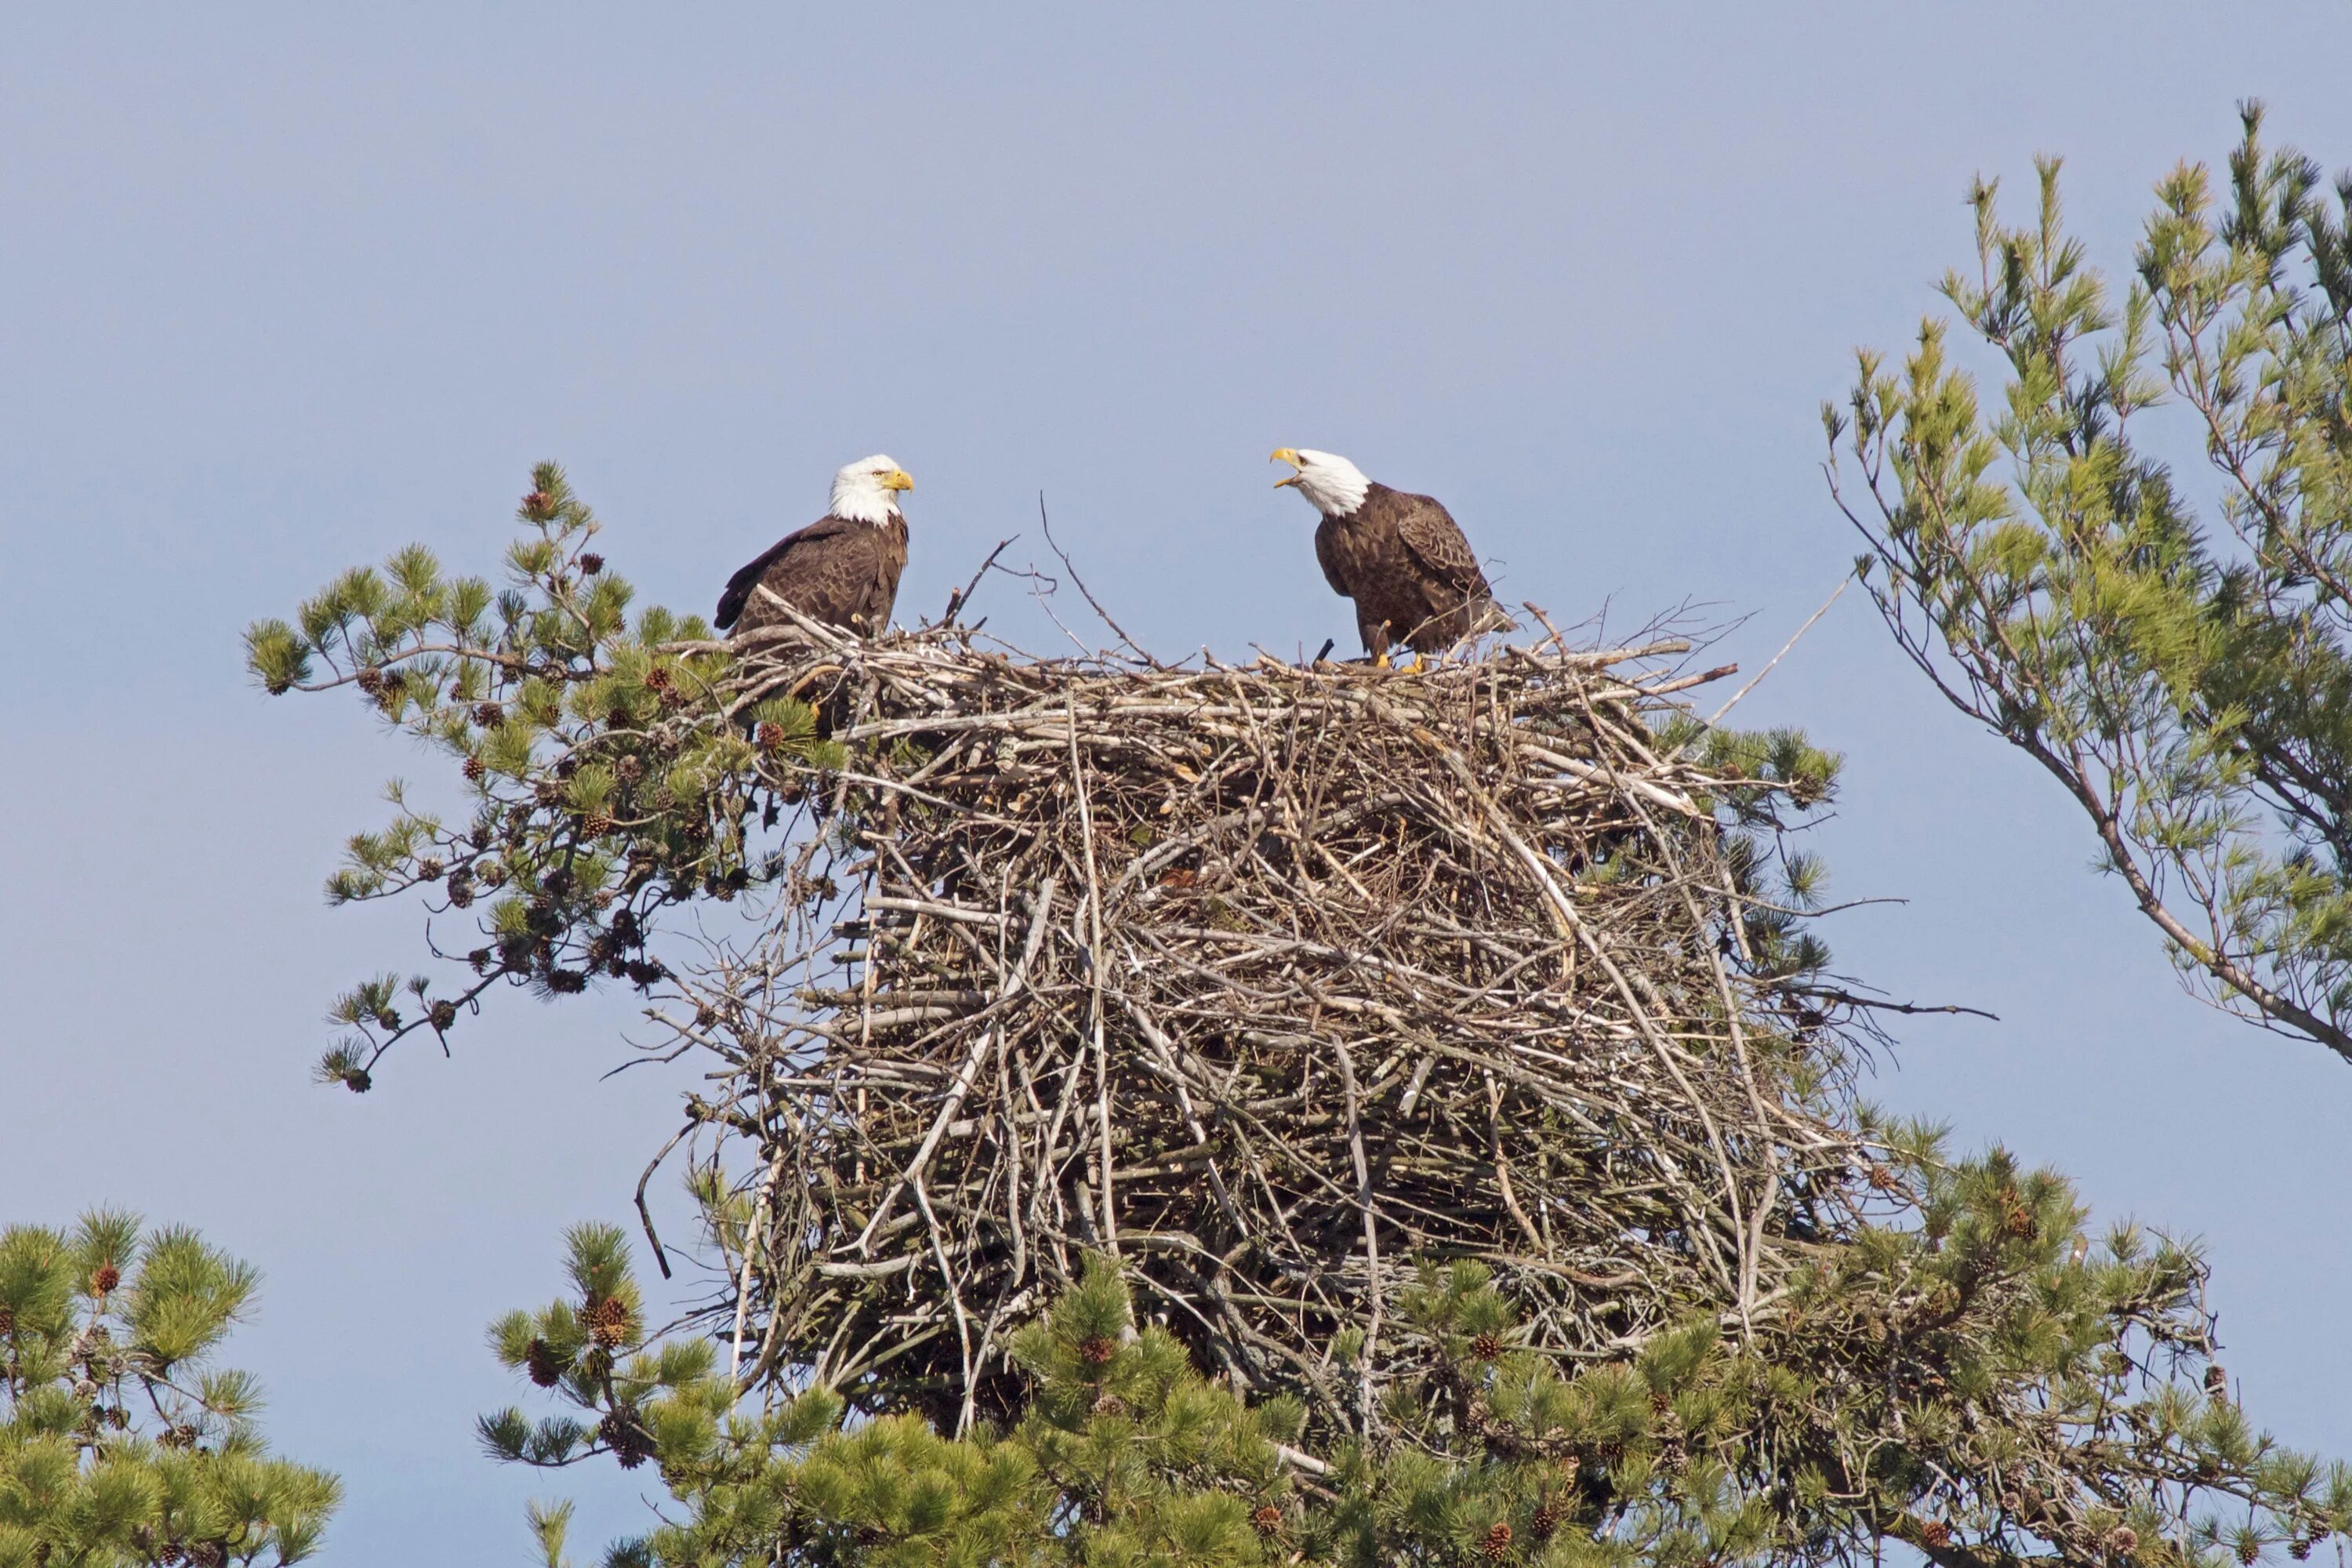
<box><xmin>691</xmin><ymin>622</ymin><xmax>1869</xmax><ymax>1438</ymax></box>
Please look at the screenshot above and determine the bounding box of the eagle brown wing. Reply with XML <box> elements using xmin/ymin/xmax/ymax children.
<box><xmin>1384</xmin><ymin>488</ymin><xmax>1494</xmax><ymax>602</ymax></box>
<box><xmin>717</xmin><ymin>514</ymin><xmax>899</xmax><ymax>635</ymax></box>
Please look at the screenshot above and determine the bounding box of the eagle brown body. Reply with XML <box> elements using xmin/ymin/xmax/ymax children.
<box><xmin>716</xmin><ymin>513</ymin><xmax>908</xmax><ymax>641</ymax></box>
<box><xmin>1314</xmin><ymin>482</ymin><xmax>1505</xmax><ymax>658</ymax></box>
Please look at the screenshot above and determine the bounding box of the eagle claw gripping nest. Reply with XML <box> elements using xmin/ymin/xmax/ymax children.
<box><xmin>694</xmin><ymin>625</ymin><xmax>1864</xmax><ymax>1436</ymax></box>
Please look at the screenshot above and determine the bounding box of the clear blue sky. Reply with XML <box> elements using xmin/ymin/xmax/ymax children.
<box><xmin>5</xmin><ymin>5</ymin><xmax>2350</xmax><ymax>1559</ymax></box>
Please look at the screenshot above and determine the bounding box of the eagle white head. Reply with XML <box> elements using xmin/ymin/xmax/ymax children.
<box><xmin>830</xmin><ymin>454</ymin><xmax>914</xmax><ymax>525</ymax></box>
<box><xmin>1269</xmin><ymin>448</ymin><xmax>1371</xmax><ymax>518</ymax></box>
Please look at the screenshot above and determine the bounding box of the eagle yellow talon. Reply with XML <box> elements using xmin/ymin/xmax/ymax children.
<box><xmin>1374</xmin><ymin>650</ymin><xmax>1393</xmax><ymax>670</ymax></box>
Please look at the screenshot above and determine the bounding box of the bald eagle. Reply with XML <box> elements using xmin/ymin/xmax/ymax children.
<box><xmin>716</xmin><ymin>455</ymin><xmax>913</xmax><ymax>641</ymax></box>
<box><xmin>1271</xmin><ymin>448</ymin><xmax>1510</xmax><ymax>662</ymax></box>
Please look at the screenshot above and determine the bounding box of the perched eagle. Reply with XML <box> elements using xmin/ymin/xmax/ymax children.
<box><xmin>1270</xmin><ymin>448</ymin><xmax>1510</xmax><ymax>662</ymax></box>
<box><xmin>716</xmin><ymin>454</ymin><xmax>913</xmax><ymax>641</ymax></box>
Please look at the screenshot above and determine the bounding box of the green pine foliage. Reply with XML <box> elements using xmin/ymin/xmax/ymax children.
<box><xmin>244</xmin><ymin>464</ymin><xmax>843</xmax><ymax>1091</ymax></box>
<box><xmin>258</xmin><ymin>464</ymin><xmax>2351</xmax><ymax>1568</ymax></box>
<box><xmin>1652</xmin><ymin>715</ymin><xmax>1845</xmax><ymax>982</ymax></box>
<box><xmin>1830</xmin><ymin>105</ymin><xmax>2352</xmax><ymax>1061</ymax></box>
<box><xmin>485</xmin><ymin>1247</ymin><xmax>1298</xmax><ymax>1567</ymax></box>
<box><xmin>484</xmin><ymin>1215</ymin><xmax>2347</xmax><ymax>1568</ymax></box>
<box><xmin>0</xmin><ymin>1213</ymin><xmax>340</xmax><ymax>1566</ymax></box>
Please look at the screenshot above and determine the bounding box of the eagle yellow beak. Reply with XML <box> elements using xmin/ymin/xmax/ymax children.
<box><xmin>1269</xmin><ymin>448</ymin><xmax>1301</xmax><ymax>488</ymax></box>
<box><xmin>883</xmin><ymin>469</ymin><xmax>914</xmax><ymax>492</ymax></box>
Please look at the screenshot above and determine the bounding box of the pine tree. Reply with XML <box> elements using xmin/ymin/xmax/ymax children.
<box><xmin>258</xmin><ymin>468</ymin><xmax>2350</xmax><ymax>1566</ymax></box>
<box><xmin>0</xmin><ymin>1212</ymin><xmax>341</xmax><ymax>1565</ymax></box>
<box><xmin>481</xmin><ymin>1230</ymin><xmax>2352</xmax><ymax>1567</ymax></box>
<box><xmin>1829</xmin><ymin>104</ymin><xmax>2352</xmax><ymax>1063</ymax></box>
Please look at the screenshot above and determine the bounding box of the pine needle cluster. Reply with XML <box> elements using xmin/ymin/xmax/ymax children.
<box><xmin>244</xmin><ymin>463</ymin><xmax>841</xmax><ymax>1091</ymax></box>
<box><xmin>0</xmin><ymin>1213</ymin><xmax>340</xmax><ymax>1566</ymax></box>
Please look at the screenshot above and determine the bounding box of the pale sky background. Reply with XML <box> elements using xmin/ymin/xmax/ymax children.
<box><xmin>7</xmin><ymin>5</ymin><xmax>2352</xmax><ymax>1561</ymax></box>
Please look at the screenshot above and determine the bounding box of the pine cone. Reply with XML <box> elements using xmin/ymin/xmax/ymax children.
<box><xmin>2002</xmin><ymin>1202</ymin><xmax>2038</xmax><ymax>1240</ymax></box>
<box><xmin>1250</xmin><ymin>1504</ymin><xmax>1283</xmax><ymax>1537</ymax></box>
<box><xmin>462</xmin><ymin>756</ymin><xmax>487</xmax><ymax>782</ymax></box>
<box><xmin>579</xmin><ymin>553</ymin><xmax>604</xmax><ymax>575</ymax></box>
<box><xmin>1480</xmin><ymin>1521</ymin><xmax>1513</xmax><ymax>1560</ymax></box>
<box><xmin>344</xmin><ymin>1069</ymin><xmax>372</xmax><ymax>1094</ymax></box>
<box><xmin>2205</xmin><ymin>1364</ymin><xmax>2230</xmax><ymax>1398</ymax></box>
<box><xmin>0</xmin><ymin>1303</ymin><xmax>14</xmax><ymax>1336</ymax></box>
<box><xmin>1921</xmin><ymin>1519</ymin><xmax>1952</xmax><ymax>1548</ymax></box>
<box><xmin>615</xmin><ymin>754</ymin><xmax>647</xmax><ymax>782</ymax></box>
<box><xmin>428</xmin><ymin>1000</ymin><xmax>458</xmax><ymax>1032</ymax></box>
<box><xmin>2104</xmin><ymin>1525</ymin><xmax>2139</xmax><ymax>1559</ymax></box>
<box><xmin>756</xmin><ymin>721</ymin><xmax>786</xmax><ymax>753</ymax></box>
<box><xmin>547</xmin><ymin>968</ymin><xmax>587</xmax><ymax>994</ymax></box>
<box><xmin>1530</xmin><ymin>1497</ymin><xmax>1565</xmax><ymax>1539</ymax></box>
<box><xmin>1091</xmin><ymin>1392</ymin><xmax>1129</xmax><ymax>1418</ymax></box>
<box><xmin>524</xmin><ymin>1337</ymin><xmax>567</xmax><ymax>1388</ymax></box>
<box><xmin>355</xmin><ymin>666</ymin><xmax>385</xmax><ymax>696</ymax></box>
<box><xmin>1077</xmin><ymin>1335</ymin><xmax>1118</xmax><ymax>1367</ymax></box>
<box><xmin>588</xmin><ymin>1294</ymin><xmax>635</xmax><ymax>1348</ymax></box>
<box><xmin>89</xmin><ymin>1264</ymin><xmax>120</xmax><ymax>1296</ymax></box>
<box><xmin>583</xmin><ymin>812</ymin><xmax>615</xmax><ymax>838</ymax></box>
<box><xmin>521</xmin><ymin>489</ymin><xmax>555</xmax><ymax>520</ymax></box>
<box><xmin>1867</xmin><ymin>1163</ymin><xmax>1902</xmax><ymax>1192</ymax></box>
<box><xmin>2290</xmin><ymin>1538</ymin><xmax>2312</xmax><ymax>1561</ymax></box>
<box><xmin>474</xmin><ymin>701</ymin><xmax>504</xmax><ymax>728</ymax></box>
<box><xmin>644</xmin><ymin>666</ymin><xmax>673</xmax><ymax>693</ymax></box>
<box><xmin>447</xmin><ymin>878</ymin><xmax>474</xmax><ymax>909</ymax></box>
<box><xmin>2237</xmin><ymin>1534</ymin><xmax>2259</xmax><ymax>1566</ymax></box>
<box><xmin>599</xmin><ymin>1407</ymin><xmax>655</xmax><ymax>1469</ymax></box>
